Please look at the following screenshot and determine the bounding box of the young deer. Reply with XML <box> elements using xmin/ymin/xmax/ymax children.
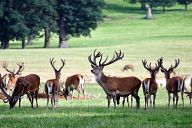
<box><xmin>142</xmin><ymin>58</ymin><xmax>163</xmax><ymax>110</ymax></box>
<box><xmin>88</xmin><ymin>50</ymin><xmax>141</xmax><ymax>109</ymax></box>
<box><xmin>63</xmin><ymin>74</ymin><xmax>85</xmax><ymax>99</ymax></box>
<box><xmin>161</xmin><ymin>59</ymin><xmax>184</xmax><ymax>108</ymax></box>
<box><xmin>1</xmin><ymin>62</ymin><xmax>24</xmax><ymax>94</ymax></box>
<box><xmin>45</xmin><ymin>58</ymin><xmax>65</xmax><ymax>109</ymax></box>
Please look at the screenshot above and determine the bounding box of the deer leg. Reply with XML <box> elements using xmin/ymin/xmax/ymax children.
<box><xmin>46</xmin><ymin>94</ymin><xmax>49</xmax><ymax>109</ymax></box>
<box><xmin>122</xmin><ymin>97</ymin><xmax>125</xmax><ymax>107</ymax></box>
<box><xmin>144</xmin><ymin>94</ymin><xmax>147</xmax><ymax>110</ymax></box>
<box><xmin>107</xmin><ymin>95</ymin><xmax>111</xmax><ymax>108</ymax></box>
<box><xmin>181</xmin><ymin>91</ymin><xmax>184</xmax><ymax>108</ymax></box>
<box><xmin>82</xmin><ymin>88</ymin><xmax>85</xmax><ymax>99</ymax></box>
<box><xmin>35</xmin><ymin>90</ymin><xmax>38</xmax><ymax>108</ymax></box>
<box><xmin>132</xmin><ymin>93</ymin><xmax>140</xmax><ymax>109</ymax></box>
<box><xmin>149</xmin><ymin>95</ymin><xmax>152</xmax><ymax>108</ymax></box>
<box><xmin>112</xmin><ymin>94</ymin><xmax>117</xmax><ymax>109</ymax></box>
<box><xmin>31</xmin><ymin>93</ymin><xmax>34</xmax><ymax>108</ymax></box>
<box><xmin>153</xmin><ymin>94</ymin><xmax>156</xmax><ymax>109</ymax></box>
<box><xmin>168</xmin><ymin>92</ymin><xmax>171</xmax><ymax>108</ymax></box>
<box><xmin>131</xmin><ymin>95</ymin><xmax>133</xmax><ymax>108</ymax></box>
<box><xmin>19</xmin><ymin>98</ymin><xmax>21</xmax><ymax>108</ymax></box>
<box><xmin>175</xmin><ymin>93</ymin><xmax>179</xmax><ymax>108</ymax></box>
<box><xmin>51</xmin><ymin>95</ymin><xmax>54</xmax><ymax>109</ymax></box>
<box><xmin>173</xmin><ymin>93</ymin><xmax>175</xmax><ymax>107</ymax></box>
<box><xmin>127</xmin><ymin>96</ymin><xmax>129</xmax><ymax>108</ymax></box>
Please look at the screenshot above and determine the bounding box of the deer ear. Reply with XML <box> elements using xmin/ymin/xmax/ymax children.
<box><xmin>91</xmin><ymin>64</ymin><xmax>95</xmax><ymax>68</ymax></box>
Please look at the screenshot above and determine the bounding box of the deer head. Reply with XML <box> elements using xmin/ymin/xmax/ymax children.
<box><xmin>142</xmin><ymin>57</ymin><xmax>163</xmax><ymax>79</ymax></box>
<box><xmin>161</xmin><ymin>59</ymin><xmax>180</xmax><ymax>79</ymax></box>
<box><xmin>50</xmin><ymin>58</ymin><xmax>65</xmax><ymax>80</ymax></box>
<box><xmin>88</xmin><ymin>49</ymin><xmax>124</xmax><ymax>77</ymax></box>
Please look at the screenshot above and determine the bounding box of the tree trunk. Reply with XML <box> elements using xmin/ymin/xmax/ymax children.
<box><xmin>2</xmin><ymin>40</ymin><xmax>9</xmax><ymax>49</ymax></box>
<box><xmin>185</xmin><ymin>4</ymin><xmax>187</xmax><ymax>10</ymax></box>
<box><xmin>44</xmin><ymin>27</ymin><xmax>51</xmax><ymax>48</ymax></box>
<box><xmin>140</xmin><ymin>2</ymin><xmax>146</xmax><ymax>10</ymax></box>
<box><xmin>27</xmin><ymin>31</ymin><xmax>33</xmax><ymax>45</ymax></box>
<box><xmin>22</xmin><ymin>37</ymin><xmax>26</xmax><ymax>49</ymax></box>
<box><xmin>59</xmin><ymin>17</ymin><xmax>68</xmax><ymax>48</ymax></box>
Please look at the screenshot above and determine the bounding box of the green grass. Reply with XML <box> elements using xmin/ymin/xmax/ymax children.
<box><xmin>1</xmin><ymin>0</ymin><xmax>192</xmax><ymax>127</ymax></box>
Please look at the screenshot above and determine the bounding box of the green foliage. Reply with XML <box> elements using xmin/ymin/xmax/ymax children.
<box><xmin>152</xmin><ymin>0</ymin><xmax>177</xmax><ymax>8</ymax></box>
<box><xmin>177</xmin><ymin>0</ymin><xmax>192</xmax><ymax>10</ymax></box>
<box><xmin>56</xmin><ymin>0</ymin><xmax>105</xmax><ymax>37</ymax></box>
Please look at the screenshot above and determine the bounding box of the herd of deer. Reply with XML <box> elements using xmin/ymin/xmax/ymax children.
<box><xmin>0</xmin><ymin>49</ymin><xmax>192</xmax><ymax>110</ymax></box>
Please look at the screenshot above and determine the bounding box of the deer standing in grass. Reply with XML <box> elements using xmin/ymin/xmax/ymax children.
<box><xmin>45</xmin><ymin>58</ymin><xmax>65</xmax><ymax>109</ymax></box>
<box><xmin>63</xmin><ymin>74</ymin><xmax>85</xmax><ymax>99</ymax></box>
<box><xmin>160</xmin><ymin>59</ymin><xmax>184</xmax><ymax>108</ymax></box>
<box><xmin>142</xmin><ymin>58</ymin><xmax>163</xmax><ymax>110</ymax></box>
<box><xmin>1</xmin><ymin>62</ymin><xmax>24</xmax><ymax>94</ymax></box>
<box><xmin>88</xmin><ymin>50</ymin><xmax>141</xmax><ymax>109</ymax></box>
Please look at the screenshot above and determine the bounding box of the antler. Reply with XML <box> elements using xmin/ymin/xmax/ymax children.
<box><xmin>88</xmin><ymin>49</ymin><xmax>102</xmax><ymax>66</ymax></box>
<box><xmin>169</xmin><ymin>59</ymin><xmax>180</xmax><ymax>71</ymax></box>
<box><xmin>50</xmin><ymin>58</ymin><xmax>57</xmax><ymax>71</ymax></box>
<box><xmin>15</xmin><ymin>62</ymin><xmax>24</xmax><ymax>75</ymax></box>
<box><xmin>142</xmin><ymin>59</ymin><xmax>152</xmax><ymax>71</ymax></box>
<box><xmin>100</xmin><ymin>50</ymin><xmax>124</xmax><ymax>67</ymax></box>
<box><xmin>58</xmin><ymin>59</ymin><xmax>65</xmax><ymax>72</ymax></box>
<box><xmin>1</xmin><ymin>61</ymin><xmax>15</xmax><ymax>74</ymax></box>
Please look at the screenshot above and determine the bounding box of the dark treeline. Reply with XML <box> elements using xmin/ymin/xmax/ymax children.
<box><xmin>0</xmin><ymin>0</ymin><xmax>105</xmax><ymax>49</ymax></box>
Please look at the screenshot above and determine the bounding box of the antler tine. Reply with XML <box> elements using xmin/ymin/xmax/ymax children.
<box><xmin>142</xmin><ymin>59</ymin><xmax>151</xmax><ymax>71</ymax></box>
<box><xmin>169</xmin><ymin>58</ymin><xmax>180</xmax><ymax>71</ymax></box>
<box><xmin>15</xmin><ymin>62</ymin><xmax>24</xmax><ymax>75</ymax></box>
<box><xmin>58</xmin><ymin>59</ymin><xmax>65</xmax><ymax>71</ymax></box>
<box><xmin>1</xmin><ymin>61</ymin><xmax>14</xmax><ymax>74</ymax></box>
<box><xmin>101</xmin><ymin>50</ymin><xmax>124</xmax><ymax>67</ymax></box>
<box><xmin>88</xmin><ymin>49</ymin><xmax>102</xmax><ymax>66</ymax></box>
<box><xmin>50</xmin><ymin>58</ymin><xmax>57</xmax><ymax>71</ymax></box>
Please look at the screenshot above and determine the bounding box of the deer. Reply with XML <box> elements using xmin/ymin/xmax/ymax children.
<box><xmin>122</xmin><ymin>64</ymin><xmax>134</xmax><ymax>72</ymax></box>
<box><xmin>45</xmin><ymin>58</ymin><xmax>65</xmax><ymax>109</ymax></box>
<box><xmin>1</xmin><ymin>62</ymin><xmax>24</xmax><ymax>94</ymax></box>
<box><xmin>88</xmin><ymin>49</ymin><xmax>141</xmax><ymax>109</ymax></box>
<box><xmin>63</xmin><ymin>74</ymin><xmax>85</xmax><ymax>100</ymax></box>
<box><xmin>0</xmin><ymin>73</ymin><xmax>40</xmax><ymax>108</ymax></box>
<box><xmin>160</xmin><ymin>59</ymin><xmax>184</xmax><ymax>108</ymax></box>
<box><xmin>141</xmin><ymin>58</ymin><xmax>163</xmax><ymax>110</ymax></box>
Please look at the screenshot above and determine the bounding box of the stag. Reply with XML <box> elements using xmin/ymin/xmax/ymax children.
<box><xmin>63</xmin><ymin>74</ymin><xmax>85</xmax><ymax>99</ymax></box>
<box><xmin>161</xmin><ymin>59</ymin><xmax>184</xmax><ymax>108</ymax></box>
<box><xmin>1</xmin><ymin>62</ymin><xmax>24</xmax><ymax>94</ymax></box>
<box><xmin>142</xmin><ymin>58</ymin><xmax>162</xmax><ymax>110</ymax></box>
<box><xmin>0</xmin><ymin>74</ymin><xmax>40</xmax><ymax>108</ymax></box>
<box><xmin>45</xmin><ymin>58</ymin><xmax>65</xmax><ymax>109</ymax></box>
<box><xmin>88</xmin><ymin>50</ymin><xmax>141</xmax><ymax>109</ymax></box>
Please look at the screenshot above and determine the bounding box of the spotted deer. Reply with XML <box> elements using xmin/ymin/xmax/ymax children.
<box><xmin>45</xmin><ymin>58</ymin><xmax>65</xmax><ymax>109</ymax></box>
<box><xmin>88</xmin><ymin>50</ymin><xmax>141</xmax><ymax>109</ymax></box>
<box><xmin>142</xmin><ymin>58</ymin><xmax>163</xmax><ymax>110</ymax></box>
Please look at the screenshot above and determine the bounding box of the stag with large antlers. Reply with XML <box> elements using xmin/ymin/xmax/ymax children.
<box><xmin>160</xmin><ymin>59</ymin><xmax>184</xmax><ymax>108</ymax></box>
<box><xmin>88</xmin><ymin>50</ymin><xmax>141</xmax><ymax>109</ymax></box>
<box><xmin>0</xmin><ymin>74</ymin><xmax>40</xmax><ymax>108</ymax></box>
<box><xmin>142</xmin><ymin>58</ymin><xmax>163</xmax><ymax>110</ymax></box>
<box><xmin>45</xmin><ymin>58</ymin><xmax>65</xmax><ymax>109</ymax></box>
<box><xmin>1</xmin><ymin>62</ymin><xmax>24</xmax><ymax>94</ymax></box>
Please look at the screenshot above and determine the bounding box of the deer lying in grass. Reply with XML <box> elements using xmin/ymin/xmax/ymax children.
<box><xmin>160</xmin><ymin>59</ymin><xmax>184</xmax><ymax>108</ymax></box>
<box><xmin>1</xmin><ymin>62</ymin><xmax>24</xmax><ymax>94</ymax></box>
<box><xmin>122</xmin><ymin>64</ymin><xmax>134</xmax><ymax>72</ymax></box>
<box><xmin>142</xmin><ymin>58</ymin><xmax>163</xmax><ymax>110</ymax></box>
<box><xmin>45</xmin><ymin>58</ymin><xmax>65</xmax><ymax>109</ymax></box>
<box><xmin>88</xmin><ymin>50</ymin><xmax>141</xmax><ymax>109</ymax></box>
<box><xmin>0</xmin><ymin>73</ymin><xmax>40</xmax><ymax>108</ymax></box>
<box><xmin>63</xmin><ymin>74</ymin><xmax>85</xmax><ymax>100</ymax></box>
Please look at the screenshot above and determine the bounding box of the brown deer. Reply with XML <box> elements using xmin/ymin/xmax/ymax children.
<box><xmin>0</xmin><ymin>73</ymin><xmax>40</xmax><ymax>108</ymax></box>
<box><xmin>142</xmin><ymin>58</ymin><xmax>163</xmax><ymax>110</ymax></box>
<box><xmin>1</xmin><ymin>62</ymin><xmax>24</xmax><ymax>94</ymax></box>
<box><xmin>45</xmin><ymin>58</ymin><xmax>65</xmax><ymax>109</ymax></box>
<box><xmin>88</xmin><ymin>50</ymin><xmax>141</xmax><ymax>109</ymax></box>
<box><xmin>122</xmin><ymin>64</ymin><xmax>134</xmax><ymax>72</ymax></box>
<box><xmin>63</xmin><ymin>74</ymin><xmax>85</xmax><ymax>99</ymax></box>
<box><xmin>160</xmin><ymin>59</ymin><xmax>184</xmax><ymax>108</ymax></box>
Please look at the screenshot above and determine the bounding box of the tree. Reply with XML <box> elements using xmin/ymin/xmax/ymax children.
<box><xmin>56</xmin><ymin>0</ymin><xmax>105</xmax><ymax>48</ymax></box>
<box><xmin>177</xmin><ymin>0</ymin><xmax>192</xmax><ymax>10</ymax></box>
<box><xmin>152</xmin><ymin>0</ymin><xmax>177</xmax><ymax>13</ymax></box>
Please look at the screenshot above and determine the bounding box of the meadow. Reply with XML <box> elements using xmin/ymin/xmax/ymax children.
<box><xmin>0</xmin><ymin>0</ymin><xmax>192</xmax><ymax>127</ymax></box>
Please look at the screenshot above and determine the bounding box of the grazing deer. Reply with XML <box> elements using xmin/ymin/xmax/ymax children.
<box><xmin>122</xmin><ymin>64</ymin><xmax>134</xmax><ymax>72</ymax></box>
<box><xmin>141</xmin><ymin>58</ymin><xmax>163</xmax><ymax>110</ymax></box>
<box><xmin>63</xmin><ymin>74</ymin><xmax>85</xmax><ymax>100</ymax></box>
<box><xmin>160</xmin><ymin>59</ymin><xmax>184</xmax><ymax>108</ymax></box>
<box><xmin>88</xmin><ymin>50</ymin><xmax>141</xmax><ymax>109</ymax></box>
<box><xmin>0</xmin><ymin>73</ymin><xmax>40</xmax><ymax>108</ymax></box>
<box><xmin>45</xmin><ymin>58</ymin><xmax>65</xmax><ymax>109</ymax></box>
<box><xmin>1</xmin><ymin>62</ymin><xmax>24</xmax><ymax>94</ymax></box>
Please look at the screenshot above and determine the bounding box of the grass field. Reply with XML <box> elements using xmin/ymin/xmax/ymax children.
<box><xmin>0</xmin><ymin>0</ymin><xmax>192</xmax><ymax>127</ymax></box>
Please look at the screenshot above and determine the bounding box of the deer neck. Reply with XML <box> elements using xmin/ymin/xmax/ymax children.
<box><xmin>95</xmin><ymin>72</ymin><xmax>108</xmax><ymax>86</ymax></box>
